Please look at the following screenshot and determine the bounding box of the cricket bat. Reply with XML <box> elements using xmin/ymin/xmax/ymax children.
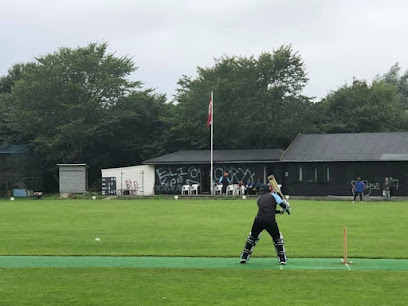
<box><xmin>268</xmin><ymin>174</ymin><xmax>290</xmax><ymax>215</ymax></box>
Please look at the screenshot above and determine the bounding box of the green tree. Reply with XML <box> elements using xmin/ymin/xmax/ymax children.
<box><xmin>0</xmin><ymin>93</ymin><xmax>15</xmax><ymax>144</ymax></box>
<box><xmin>7</xmin><ymin>43</ymin><xmax>139</xmax><ymax>163</ymax></box>
<box><xmin>320</xmin><ymin>78</ymin><xmax>405</xmax><ymax>133</ymax></box>
<box><xmin>0</xmin><ymin>63</ymin><xmax>33</xmax><ymax>144</ymax></box>
<box><xmin>173</xmin><ymin>45</ymin><xmax>315</xmax><ymax>150</ymax></box>
<box><xmin>100</xmin><ymin>90</ymin><xmax>174</xmax><ymax>167</ymax></box>
<box><xmin>380</xmin><ymin>63</ymin><xmax>408</xmax><ymax>112</ymax></box>
<box><xmin>0</xmin><ymin>63</ymin><xmax>30</xmax><ymax>94</ymax></box>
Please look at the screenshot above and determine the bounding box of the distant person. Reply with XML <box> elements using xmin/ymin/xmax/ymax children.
<box><xmin>383</xmin><ymin>177</ymin><xmax>391</xmax><ymax>200</ymax></box>
<box><xmin>219</xmin><ymin>172</ymin><xmax>231</xmax><ymax>195</ymax></box>
<box><xmin>353</xmin><ymin>177</ymin><xmax>365</xmax><ymax>203</ymax></box>
<box><xmin>238</xmin><ymin>180</ymin><xmax>245</xmax><ymax>195</ymax></box>
<box><xmin>389</xmin><ymin>177</ymin><xmax>396</xmax><ymax>197</ymax></box>
<box><xmin>246</xmin><ymin>179</ymin><xmax>254</xmax><ymax>195</ymax></box>
<box><xmin>255</xmin><ymin>178</ymin><xmax>262</xmax><ymax>194</ymax></box>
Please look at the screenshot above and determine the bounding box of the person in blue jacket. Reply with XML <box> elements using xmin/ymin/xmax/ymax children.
<box><xmin>219</xmin><ymin>172</ymin><xmax>231</xmax><ymax>195</ymax></box>
<box><xmin>353</xmin><ymin>177</ymin><xmax>365</xmax><ymax>203</ymax></box>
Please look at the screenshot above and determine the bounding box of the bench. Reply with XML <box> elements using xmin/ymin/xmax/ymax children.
<box><xmin>33</xmin><ymin>192</ymin><xmax>43</xmax><ymax>199</ymax></box>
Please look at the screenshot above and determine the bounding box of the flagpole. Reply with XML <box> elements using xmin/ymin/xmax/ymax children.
<box><xmin>210</xmin><ymin>90</ymin><xmax>214</xmax><ymax>195</ymax></box>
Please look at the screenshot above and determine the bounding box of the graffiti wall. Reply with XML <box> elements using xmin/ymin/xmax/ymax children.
<box><xmin>124</xmin><ymin>179</ymin><xmax>140</xmax><ymax>195</ymax></box>
<box><xmin>156</xmin><ymin>166</ymin><xmax>201</xmax><ymax>188</ymax></box>
<box><xmin>101</xmin><ymin>165</ymin><xmax>156</xmax><ymax>196</ymax></box>
<box><xmin>213</xmin><ymin>166</ymin><xmax>256</xmax><ymax>183</ymax></box>
<box><xmin>154</xmin><ymin>164</ymin><xmax>267</xmax><ymax>193</ymax></box>
<box><xmin>351</xmin><ymin>178</ymin><xmax>399</xmax><ymax>196</ymax></box>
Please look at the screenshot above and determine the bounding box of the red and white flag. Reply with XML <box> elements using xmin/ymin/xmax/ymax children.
<box><xmin>206</xmin><ymin>94</ymin><xmax>213</xmax><ymax>128</ymax></box>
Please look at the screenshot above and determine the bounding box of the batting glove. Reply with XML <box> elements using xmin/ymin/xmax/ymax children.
<box><xmin>282</xmin><ymin>200</ymin><xmax>291</xmax><ymax>215</ymax></box>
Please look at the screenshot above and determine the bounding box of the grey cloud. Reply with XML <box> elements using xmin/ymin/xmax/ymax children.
<box><xmin>1</xmin><ymin>0</ymin><xmax>408</xmax><ymax>101</ymax></box>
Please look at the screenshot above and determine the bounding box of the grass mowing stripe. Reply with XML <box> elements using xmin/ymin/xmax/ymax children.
<box><xmin>1</xmin><ymin>268</ymin><xmax>407</xmax><ymax>306</ymax></box>
<box><xmin>1</xmin><ymin>256</ymin><xmax>408</xmax><ymax>271</ymax></box>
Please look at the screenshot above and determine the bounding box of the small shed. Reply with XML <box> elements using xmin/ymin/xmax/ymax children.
<box><xmin>101</xmin><ymin>165</ymin><xmax>155</xmax><ymax>196</ymax></box>
<box><xmin>57</xmin><ymin>164</ymin><xmax>89</xmax><ymax>196</ymax></box>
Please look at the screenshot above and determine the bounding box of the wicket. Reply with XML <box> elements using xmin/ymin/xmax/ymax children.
<box><xmin>343</xmin><ymin>226</ymin><xmax>353</xmax><ymax>264</ymax></box>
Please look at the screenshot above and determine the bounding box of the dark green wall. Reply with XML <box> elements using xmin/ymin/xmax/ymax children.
<box><xmin>282</xmin><ymin>161</ymin><xmax>408</xmax><ymax>196</ymax></box>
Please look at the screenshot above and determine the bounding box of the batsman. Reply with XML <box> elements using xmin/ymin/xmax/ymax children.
<box><xmin>239</xmin><ymin>178</ymin><xmax>291</xmax><ymax>265</ymax></box>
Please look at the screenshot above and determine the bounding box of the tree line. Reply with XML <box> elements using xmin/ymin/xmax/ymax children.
<box><xmin>1</xmin><ymin>43</ymin><xmax>408</xmax><ymax>190</ymax></box>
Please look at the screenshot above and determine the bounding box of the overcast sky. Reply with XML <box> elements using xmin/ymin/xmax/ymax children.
<box><xmin>2</xmin><ymin>0</ymin><xmax>408</xmax><ymax>101</ymax></box>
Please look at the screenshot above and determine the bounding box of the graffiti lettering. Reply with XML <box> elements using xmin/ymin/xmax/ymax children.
<box><xmin>390</xmin><ymin>178</ymin><xmax>399</xmax><ymax>189</ymax></box>
<box><xmin>156</xmin><ymin>166</ymin><xmax>201</xmax><ymax>188</ymax></box>
<box><xmin>214</xmin><ymin>167</ymin><xmax>256</xmax><ymax>183</ymax></box>
<box><xmin>189</xmin><ymin>167</ymin><xmax>199</xmax><ymax>179</ymax></box>
<box><xmin>178</xmin><ymin>167</ymin><xmax>188</xmax><ymax>176</ymax></box>
<box><xmin>125</xmin><ymin>179</ymin><xmax>139</xmax><ymax>195</ymax></box>
<box><xmin>155</xmin><ymin>166</ymin><xmax>258</xmax><ymax>194</ymax></box>
<box><xmin>351</xmin><ymin>178</ymin><xmax>399</xmax><ymax>196</ymax></box>
<box><xmin>351</xmin><ymin>180</ymin><xmax>376</xmax><ymax>196</ymax></box>
<box><xmin>156</xmin><ymin>168</ymin><xmax>170</xmax><ymax>182</ymax></box>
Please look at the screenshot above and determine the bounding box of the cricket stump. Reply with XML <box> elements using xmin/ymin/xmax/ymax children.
<box><xmin>343</xmin><ymin>226</ymin><xmax>353</xmax><ymax>264</ymax></box>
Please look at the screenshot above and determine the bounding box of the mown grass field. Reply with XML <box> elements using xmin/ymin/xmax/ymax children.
<box><xmin>1</xmin><ymin>198</ymin><xmax>407</xmax><ymax>258</ymax></box>
<box><xmin>2</xmin><ymin>268</ymin><xmax>407</xmax><ymax>305</ymax></box>
<box><xmin>1</xmin><ymin>198</ymin><xmax>407</xmax><ymax>305</ymax></box>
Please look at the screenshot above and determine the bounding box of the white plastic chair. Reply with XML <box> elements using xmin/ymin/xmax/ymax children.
<box><xmin>190</xmin><ymin>184</ymin><xmax>199</xmax><ymax>195</ymax></box>
<box><xmin>233</xmin><ymin>184</ymin><xmax>240</xmax><ymax>195</ymax></box>
<box><xmin>182</xmin><ymin>185</ymin><xmax>191</xmax><ymax>195</ymax></box>
<box><xmin>227</xmin><ymin>184</ymin><xmax>237</xmax><ymax>195</ymax></box>
<box><xmin>238</xmin><ymin>185</ymin><xmax>246</xmax><ymax>195</ymax></box>
<box><xmin>214</xmin><ymin>184</ymin><xmax>223</xmax><ymax>195</ymax></box>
